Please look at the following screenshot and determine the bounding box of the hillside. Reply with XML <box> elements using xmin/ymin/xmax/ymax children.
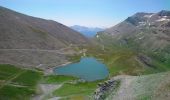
<box><xmin>97</xmin><ymin>10</ymin><xmax>170</xmax><ymax>49</ymax></box>
<box><xmin>0</xmin><ymin>6</ymin><xmax>88</xmax><ymax>68</ymax></box>
<box><xmin>95</xmin><ymin>10</ymin><xmax>170</xmax><ymax>75</ymax></box>
<box><xmin>106</xmin><ymin>71</ymin><xmax>170</xmax><ymax>100</ymax></box>
<box><xmin>0</xmin><ymin>6</ymin><xmax>88</xmax><ymax>49</ymax></box>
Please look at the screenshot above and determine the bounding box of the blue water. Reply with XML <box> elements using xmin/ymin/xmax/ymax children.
<box><xmin>54</xmin><ymin>57</ymin><xmax>109</xmax><ymax>81</ymax></box>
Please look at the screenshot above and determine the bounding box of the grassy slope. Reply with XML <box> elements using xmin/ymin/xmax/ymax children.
<box><xmin>59</xmin><ymin>44</ymin><xmax>166</xmax><ymax>99</ymax></box>
<box><xmin>0</xmin><ymin>85</ymin><xmax>35</xmax><ymax>100</ymax></box>
<box><xmin>42</xmin><ymin>73</ymin><xmax>105</xmax><ymax>100</ymax></box>
<box><xmin>53</xmin><ymin>80</ymin><xmax>104</xmax><ymax>100</ymax></box>
<box><xmin>89</xmin><ymin>33</ymin><xmax>170</xmax><ymax>76</ymax></box>
<box><xmin>85</xmin><ymin>45</ymin><xmax>154</xmax><ymax>77</ymax></box>
<box><xmin>12</xmin><ymin>70</ymin><xmax>42</xmax><ymax>88</ymax></box>
<box><xmin>42</xmin><ymin>75</ymin><xmax>78</xmax><ymax>84</ymax></box>
<box><xmin>0</xmin><ymin>64</ymin><xmax>42</xmax><ymax>100</ymax></box>
<box><xmin>64</xmin><ymin>35</ymin><xmax>170</xmax><ymax>99</ymax></box>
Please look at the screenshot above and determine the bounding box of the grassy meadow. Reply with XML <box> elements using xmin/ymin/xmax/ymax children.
<box><xmin>0</xmin><ymin>64</ymin><xmax>42</xmax><ymax>99</ymax></box>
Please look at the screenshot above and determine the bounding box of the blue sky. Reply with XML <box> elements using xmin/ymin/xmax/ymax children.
<box><xmin>0</xmin><ymin>0</ymin><xmax>170</xmax><ymax>27</ymax></box>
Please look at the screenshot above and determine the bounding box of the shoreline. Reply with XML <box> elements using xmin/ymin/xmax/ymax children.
<box><xmin>45</xmin><ymin>57</ymin><xmax>110</xmax><ymax>81</ymax></box>
<box><xmin>44</xmin><ymin>61</ymin><xmax>73</xmax><ymax>75</ymax></box>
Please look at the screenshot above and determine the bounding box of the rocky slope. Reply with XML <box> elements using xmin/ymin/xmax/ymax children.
<box><xmin>107</xmin><ymin>71</ymin><xmax>170</xmax><ymax>100</ymax></box>
<box><xmin>0</xmin><ymin>6</ymin><xmax>88</xmax><ymax>68</ymax></box>
<box><xmin>96</xmin><ymin>10</ymin><xmax>170</xmax><ymax>70</ymax></box>
<box><xmin>0</xmin><ymin>6</ymin><xmax>88</xmax><ymax>49</ymax></box>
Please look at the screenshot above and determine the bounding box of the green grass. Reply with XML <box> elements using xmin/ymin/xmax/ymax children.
<box><xmin>82</xmin><ymin>45</ymin><xmax>146</xmax><ymax>77</ymax></box>
<box><xmin>43</xmin><ymin>75</ymin><xmax>79</xmax><ymax>84</ymax></box>
<box><xmin>77</xmin><ymin>40</ymin><xmax>170</xmax><ymax>78</ymax></box>
<box><xmin>0</xmin><ymin>64</ymin><xmax>22</xmax><ymax>74</ymax></box>
<box><xmin>138</xmin><ymin>95</ymin><xmax>152</xmax><ymax>100</ymax></box>
<box><xmin>53</xmin><ymin>80</ymin><xmax>104</xmax><ymax>99</ymax></box>
<box><xmin>12</xmin><ymin>70</ymin><xmax>42</xmax><ymax>88</ymax></box>
<box><xmin>70</xmin><ymin>43</ymin><xmax>144</xmax><ymax>77</ymax></box>
<box><xmin>55</xmin><ymin>32</ymin><xmax>170</xmax><ymax>99</ymax></box>
<box><xmin>66</xmin><ymin>43</ymin><xmax>170</xmax><ymax>99</ymax></box>
<box><xmin>97</xmin><ymin>33</ymin><xmax>170</xmax><ymax>74</ymax></box>
<box><xmin>0</xmin><ymin>85</ymin><xmax>35</xmax><ymax>100</ymax></box>
<box><xmin>0</xmin><ymin>64</ymin><xmax>43</xmax><ymax>99</ymax></box>
<box><xmin>0</xmin><ymin>64</ymin><xmax>23</xmax><ymax>80</ymax></box>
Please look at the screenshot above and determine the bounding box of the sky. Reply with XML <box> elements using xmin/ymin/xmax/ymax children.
<box><xmin>0</xmin><ymin>0</ymin><xmax>170</xmax><ymax>28</ymax></box>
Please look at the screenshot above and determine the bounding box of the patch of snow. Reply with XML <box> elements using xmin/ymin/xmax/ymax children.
<box><xmin>144</xmin><ymin>14</ymin><xmax>153</xmax><ymax>18</ymax></box>
<box><xmin>138</xmin><ymin>36</ymin><xmax>144</xmax><ymax>40</ymax></box>
<box><xmin>139</xmin><ymin>22</ymin><xmax>146</xmax><ymax>26</ymax></box>
<box><xmin>96</xmin><ymin>35</ymin><xmax>99</xmax><ymax>38</ymax></box>
<box><xmin>139</xmin><ymin>37</ymin><xmax>142</xmax><ymax>40</ymax></box>
<box><xmin>156</xmin><ymin>18</ymin><xmax>170</xmax><ymax>22</ymax></box>
<box><xmin>163</xmin><ymin>16</ymin><xmax>168</xmax><ymax>18</ymax></box>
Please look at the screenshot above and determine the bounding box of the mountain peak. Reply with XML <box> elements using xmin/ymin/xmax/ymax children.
<box><xmin>158</xmin><ymin>10</ymin><xmax>170</xmax><ymax>16</ymax></box>
<box><xmin>125</xmin><ymin>12</ymin><xmax>153</xmax><ymax>26</ymax></box>
<box><xmin>133</xmin><ymin>12</ymin><xmax>153</xmax><ymax>17</ymax></box>
<box><xmin>125</xmin><ymin>10</ymin><xmax>170</xmax><ymax>26</ymax></box>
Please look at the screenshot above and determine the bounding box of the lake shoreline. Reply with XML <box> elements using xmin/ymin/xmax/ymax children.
<box><xmin>44</xmin><ymin>61</ymin><xmax>73</xmax><ymax>75</ymax></box>
<box><xmin>54</xmin><ymin>57</ymin><xmax>109</xmax><ymax>81</ymax></box>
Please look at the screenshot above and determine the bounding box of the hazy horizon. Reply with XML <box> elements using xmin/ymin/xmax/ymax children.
<box><xmin>0</xmin><ymin>0</ymin><xmax>170</xmax><ymax>28</ymax></box>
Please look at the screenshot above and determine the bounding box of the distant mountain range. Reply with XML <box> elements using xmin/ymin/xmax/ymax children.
<box><xmin>70</xmin><ymin>25</ymin><xmax>104</xmax><ymax>37</ymax></box>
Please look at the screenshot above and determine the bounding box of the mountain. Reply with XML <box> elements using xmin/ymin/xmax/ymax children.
<box><xmin>103</xmin><ymin>10</ymin><xmax>170</xmax><ymax>37</ymax></box>
<box><xmin>97</xmin><ymin>10</ymin><xmax>170</xmax><ymax>53</ymax></box>
<box><xmin>70</xmin><ymin>25</ymin><xmax>104</xmax><ymax>37</ymax></box>
<box><xmin>98</xmin><ymin>11</ymin><xmax>170</xmax><ymax>52</ymax></box>
<box><xmin>0</xmin><ymin>6</ymin><xmax>89</xmax><ymax>68</ymax></box>
<box><xmin>0</xmin><ymin>7</ymin><xmax>88</xmax><ymax>49</ymax></box>
<box><xmin>95</xmin><ymin>10</ymin><xmax>170</xmax><ymax>74</ymax></box>
<box><xmin>91</xmin><ymin>11</ymin><xmax>170</xmax><ymax>99</ymax></box>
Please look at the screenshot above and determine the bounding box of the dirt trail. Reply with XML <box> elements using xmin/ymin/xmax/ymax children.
<box><xmin>110</xmin><ymin>75</ymin><xmax>136</xmax><ymax>100</ymax></box>
<box><xmin>32</xmin><ymin>84</ymin><xmax>62</xmax><ymax>100</ymax></box>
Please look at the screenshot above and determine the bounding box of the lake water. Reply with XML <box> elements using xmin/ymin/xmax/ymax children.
<box><xmin>54</xmin><ymin>57</ymin><xmax>109</xmax><ymax>81</ymax></box>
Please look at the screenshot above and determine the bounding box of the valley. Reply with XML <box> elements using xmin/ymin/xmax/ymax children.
<box><xmin>0</xmin><ymin>4</ymin><xmax>170</xmax><ymax>100</ymax></box>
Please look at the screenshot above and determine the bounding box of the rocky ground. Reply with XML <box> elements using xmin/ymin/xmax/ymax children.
<box><xmin>0</xmin><ymin>45</ymin><xmax>81</xmax><ymax>70</ymax></box>
<box><xmin>107</xmin><ymin>71</ymin><xmax>170</xmax><ymax>100</ymax></box>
